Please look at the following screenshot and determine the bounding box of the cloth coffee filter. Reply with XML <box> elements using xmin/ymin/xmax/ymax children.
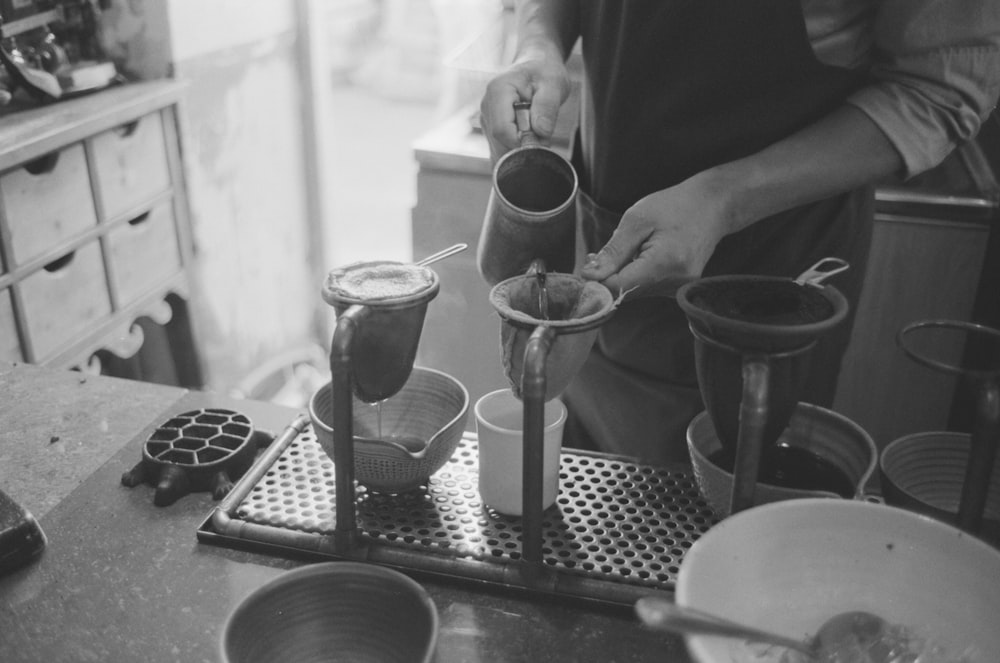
<box><xmin>489</xmin><ymin>272</ymin><xmax>617</xmax><ymax>401</ymax></box>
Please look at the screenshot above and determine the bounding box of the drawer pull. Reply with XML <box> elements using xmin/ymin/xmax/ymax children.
<box><xmin>43</xmin><ymin>251</ymin><xmax>75</xmax><ymax>273</ymax></box>
<box><xmin>127</xmin><ymin>211</ymin><xmax>151</xmax><ymax>227</ymax></box>
<box><xmin>114</xmin><ymin>120</ymin><xmax>140</xmax><ymax>138</ymax></box>
<box><xmin>23</xmin><ymin>152</ymin><xmax>60</xmax><ymax>175</ymax></box>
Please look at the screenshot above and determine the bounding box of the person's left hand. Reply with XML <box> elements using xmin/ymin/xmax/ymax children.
<box><xmin>579</xmin><ymin>175</ymin><xmax>732</xmax><ymax>298</ymax></box>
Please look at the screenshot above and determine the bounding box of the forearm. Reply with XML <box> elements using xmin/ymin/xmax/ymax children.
<box><xmin>514</xmin><ymin>0</ymin><xmax>579</xmax><ymax>63</ymax></box>
<box><xmin>706</xmin><ymin>104</ymin><xmax>904</xmax><ymax>236</ymax></box>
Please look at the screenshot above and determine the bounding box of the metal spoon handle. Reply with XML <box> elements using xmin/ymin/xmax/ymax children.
<box><xmin>416</xmin><ymin>243</ymin><xmax>468</xmax><ymax>267</ymax></box>
<box><xmin>794</xmin><ymin>256</ymin><xmax>849</xmax><ymax>287</ymax></box>
<box><xmin>635</xmin><ymin>597</ymin><xmax>816</xmax><ymax>657</ymax></box>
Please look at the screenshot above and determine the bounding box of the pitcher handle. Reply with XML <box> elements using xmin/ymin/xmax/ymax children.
<box><xmin>514</xmin><ymin>100</ymin><xmax>541</xmax><ymax>147</ymax></box>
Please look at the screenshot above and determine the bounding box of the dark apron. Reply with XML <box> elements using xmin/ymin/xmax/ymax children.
<box><xmin>562</xmin><ymin>1</ymin><xmax>875</xmax><ymax>464</ymax></box>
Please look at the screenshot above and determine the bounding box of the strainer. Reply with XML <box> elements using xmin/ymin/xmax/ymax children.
<box><xmin>490</xmin><ymin>270</ymin><xmax>616</xmax><ymax>401</ymax></box>
<box><xmin>309</xmin><ymin>367</ymin><xmax>469</xmax><ymax>493</ymax></box>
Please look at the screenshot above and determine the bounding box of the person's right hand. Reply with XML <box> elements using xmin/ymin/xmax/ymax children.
<box><xmin>479</xmin><ymin>53</ymin><xmax>571</xmax><ymax>163</ymax></box>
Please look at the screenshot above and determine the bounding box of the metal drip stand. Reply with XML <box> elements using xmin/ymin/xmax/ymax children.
<box><xmin>684</xmin><ymin>329</ymin><xmax>819</xmax><ymax>514</ymax></box>
<box><xmin>328</xmin><ymin>304</ymin><xmax>368</xmax><ymax>553</ymax></box>
<box><xmin>676</xmin><ymin>258</ymin><xmax>852</xmax><ymax>515</ymax></box>
<box><xmin>899</xmin><ymin>319</ymin><xmax>1000</xmax><ymax>534</ymax></box>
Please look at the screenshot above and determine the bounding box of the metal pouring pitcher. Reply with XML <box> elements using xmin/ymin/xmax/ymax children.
<box><xmin>676</xmin><ymin>258</ymin><xmax>850</xmax><ymax>515</ymax></box>
<box><xmin>477</xmin><ymin>101</ymin><xmax>578</xmax><ymax>286</ymax></box>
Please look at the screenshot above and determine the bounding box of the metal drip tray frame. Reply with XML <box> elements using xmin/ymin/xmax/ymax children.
<box><xmin>197</xmin><ymin>414</ymin><xmax>719</xmax><ymax>607</ymax></box>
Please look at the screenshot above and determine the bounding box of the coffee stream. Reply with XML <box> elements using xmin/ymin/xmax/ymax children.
<box><xmin>535</xmin><ymin>270</ymin><xmax>550</xmax><ymax>320</ymax></box>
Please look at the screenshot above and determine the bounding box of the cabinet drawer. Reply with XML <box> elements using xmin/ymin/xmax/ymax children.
<box><xmin>107</xmin><ymin>202</ymin><xmax>181</xmax><ymax>306</ymax></box>
<box><xmin>19</xmin><ymin>242</ymin><xmax>112</xmax><ymax>360</ymax></box>
<box><xmin>0</xmin><ymin>288</ymin><xmax>22</xmax><ymax>361</ymax></box>
<box><xmin>0</xmin><ymin>144</ymin><xmax>98</xmax><ymax>265</ymax></box>
<box><xmin>91</xmin><ymin>112</ymin><xmax>171</xmax><ymax>219</ymax></box>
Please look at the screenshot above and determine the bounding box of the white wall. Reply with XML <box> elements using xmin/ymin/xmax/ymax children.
<box><xmin>99</xmin><ymin>0</ymin><xmax>325</xmax><ymax>392</ymax></box>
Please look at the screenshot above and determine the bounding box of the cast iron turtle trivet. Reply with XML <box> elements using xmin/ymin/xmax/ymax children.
<box><xmin>122</xmin><ymin>408</ymin><xmax>265</xmax><ymax>506</ymax></box>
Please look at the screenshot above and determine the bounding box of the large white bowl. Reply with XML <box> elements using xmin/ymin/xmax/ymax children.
<box><xmin>676</xmin><ymin>499</ymin><xmax>1000</xmax><ymax>663</ymax></box>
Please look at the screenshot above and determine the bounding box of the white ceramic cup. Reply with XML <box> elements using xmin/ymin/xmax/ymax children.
<box><xmin>474</xmin><ymin>388</ymin><xmax>567</xmax><ymax>516</ymax></box>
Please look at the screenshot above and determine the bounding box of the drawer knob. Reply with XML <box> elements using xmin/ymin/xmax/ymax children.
<box><xmin>43</xmin><ymin>251</ymin><xmax>75</xmax><ymax>273</ymax></box>
<box><xmin>114</xmin><ymin>120</ymin><xmax>140</xmax><ymax>138</ymax></box>
<box><xmin>23</xmin><ymin>152</ymin><xmax>60</xmax><ymax>175</ymax></box>
<box><xmin>127</xmin><ymin>211</ymin><xmax>151</xmax><ymax>227</ymax></box>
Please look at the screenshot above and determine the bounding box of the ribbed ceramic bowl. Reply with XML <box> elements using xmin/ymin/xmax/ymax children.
<box><xmin>309</xmin><ymin>366</ymin><xmax>469</xmax><ymax>493</ymax></box>
<box><xmin>880</xmin><ymin>431</ymin><xmax>1000</xmax><ymax>538</ymax></box>
<box><xmin>676</xmin><ymin>499</ymin><xmax>1000</xmax><ymax>663</ymax></box>
<box><xmin>687</xmin><ymin>402</ymin><xmax>876</xmax><ymax>518</ymax></box>
<box><xmin>221</xmin><ymin>562</ymin><xmax>438</xmax><ymax>663</ymax></box>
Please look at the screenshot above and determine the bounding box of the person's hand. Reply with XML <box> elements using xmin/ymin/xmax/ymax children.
<box><xmin>479</xmin><ymin>53</ymin><xmax>571</xmax><ymax>162</ymax></box>
<box><xmin>579</xmin><ymin>175</ymin><xmax>733</xmax><ymax>298</ymax></box>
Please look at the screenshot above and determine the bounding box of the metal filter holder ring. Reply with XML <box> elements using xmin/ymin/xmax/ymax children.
<box><xmin>198</xmin><ymin>415</ymin><xmax>717</xmax><ymax>607</ymax></box>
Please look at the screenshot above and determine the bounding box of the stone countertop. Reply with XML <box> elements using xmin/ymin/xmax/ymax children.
<box><xmin>0</xmin><ymin>362</ymin><xmax>688</xmax><ymax>662</ymax></box>
<box><xmin>0</xmin><ymin>361</ymin><xmax>188</xmax><ymax>519</ymax></box>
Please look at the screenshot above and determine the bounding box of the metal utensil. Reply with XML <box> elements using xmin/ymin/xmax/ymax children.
<box><xmin>416</xmin><ymin>243</ymin><xmax>467</xmax><ymax>267</ymax></box>
<box><xmin>794</xmin><ymin>256</ymin><xmax>850</xmax><ymax>287</ymax></box>
<box><xmin>636</xmin><ymin>597</ymin><xmax>890</xmax><ymax>661</ymax></box>
<box><xmin>636</xmin><ymin>597</ymin><xmax>817</xmax><ymax>657</ymax></box>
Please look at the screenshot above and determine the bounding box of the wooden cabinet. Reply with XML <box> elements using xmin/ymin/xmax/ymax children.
<box><xmin>0</xmin><ymin>80</ymin><xmax>202</xmax><ymax>385</ymax></box>
<box><xmin>833</xmin><ymin>146</ymin><xmax>998</xmax><ymax>449</ymax></box>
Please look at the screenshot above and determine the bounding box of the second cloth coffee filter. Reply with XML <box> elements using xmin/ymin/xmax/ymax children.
<box><xmin>489</xmin><ymin>272</ymin><xmax>618</xmax><ymax>401</ymax></box>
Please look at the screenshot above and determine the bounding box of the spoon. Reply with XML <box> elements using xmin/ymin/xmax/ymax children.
<box><xmin>354</xmin><ymin>433</ymin><xmax>429</xmax><ymax>458</ymax></box>
<box><xmin>636</xmin><ymin>597</ymin><xmax>889</xmax><ymax>661</ymax></box>
<box><xmin>415</xmin><ymin>243</ymin><xmax>467</xmax><ymax>267</ymax></box>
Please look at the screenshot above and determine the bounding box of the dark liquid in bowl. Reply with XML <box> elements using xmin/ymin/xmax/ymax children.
<box><xmin>689</xmin><ymin>280</ymin><xmax>835</xmax><ymax>326</ymax></box>
<box><xmin>708</xmin><ymin>445</ymin><xmax>855</xmax><ymax>498</ymax></box>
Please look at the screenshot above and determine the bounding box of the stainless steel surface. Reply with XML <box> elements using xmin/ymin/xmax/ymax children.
<box><xmin>201</xmin><ymin>418</ymin><xmax>718</xmax><ymax>604</ymax></box>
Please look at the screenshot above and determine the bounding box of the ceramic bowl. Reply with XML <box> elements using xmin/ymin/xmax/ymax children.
<box><xmin>676</xmin><ymin>499</ymin><xmax>1000</xmax><ymax>663</ymax></box>
<box><xmin>309</xmin><ymin>366</ymin><xmax>469</xmax><ymax>493</ymax></box>
<box><xmin>686</xmin><ymin>402</ymin><xmax>877</xmax><ymax>517</ymax></box>
<box><xmin>880</xmin><ymin>430</ymin><xmax>1000</xmax><ymax>542</ymax></box>
<box><xmin>221</xmin><ymin>562</ymin><xmax>438</xmax><ymax>663</ymax></box>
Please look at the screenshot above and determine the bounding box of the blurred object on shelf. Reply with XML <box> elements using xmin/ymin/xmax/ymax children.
<box><xmin>0</xmin><ymin>0</ymin><xmax>117</xmax><ymax>108</ymax></box>
<box><xmin>438</xmin><ymin>0</ymin><xmax>507</xmax><ymax>116</ymax></box>
<box><xmin>229</xmin><ymin>344</ymin><xmax>329</xmax><ymax>409</ymax></box>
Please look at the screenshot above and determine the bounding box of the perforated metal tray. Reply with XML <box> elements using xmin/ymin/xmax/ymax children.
<box><xmin>197</xmin><ymin>414</ymin><xmax>719</xmax><ymax>606</ymax></box>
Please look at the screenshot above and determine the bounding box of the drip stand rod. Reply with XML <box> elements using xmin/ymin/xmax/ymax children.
<box><xmin>729</xmin><ymin>357</ymin><xmax>769</xmax><ymax>515</ymax></box>
<box><xmin>522</xmin><ymin>324</ymin><xmax>557</xmax><ymax>564</ymax></box>
<box><xmin>329</xmin><ymin>304</ymin><xmax>371</xmax><ymax>552</ymax></box>
<box><xmin>958</xmin><ymin>377</ymin><xmax>1000</xmax><ymax>533</ymax></box>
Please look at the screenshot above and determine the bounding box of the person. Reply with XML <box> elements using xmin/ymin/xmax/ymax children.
<box><xmin>479</xmin><ymin>1</ymin><xmax>1000</xmax><ymax>465</ymax></box>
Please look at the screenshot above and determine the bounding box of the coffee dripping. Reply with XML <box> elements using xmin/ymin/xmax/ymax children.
<box><xmin>321</xmin><ymin>252</ymin><xmax>459</xmax><ymax>550</ymax></box>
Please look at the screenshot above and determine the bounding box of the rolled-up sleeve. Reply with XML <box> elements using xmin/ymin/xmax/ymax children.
<box><xmin>846</xmin><ymin>0</ymin><xmax>1000</xmax><ymax>177</ymax></box>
